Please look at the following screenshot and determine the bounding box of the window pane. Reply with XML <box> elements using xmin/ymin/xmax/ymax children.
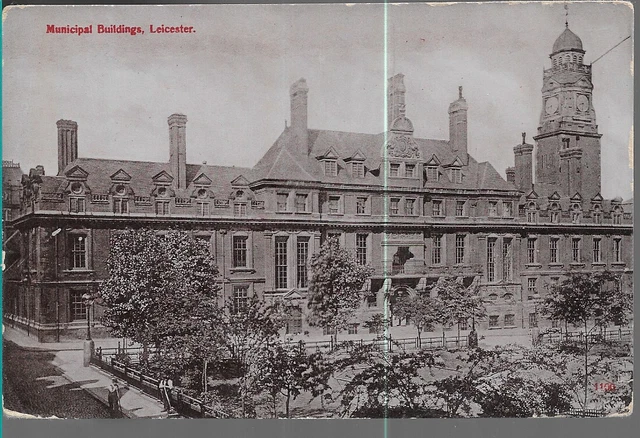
<box><xmin>233</xmin><ymin>236</ymin><xmax>247</xmax><ymax>268</ymax></box>
<box><xmin>275</xmin><ymin>237</ymin><xmax>288</xmax><ymax>289</ymax></box>
<box><xmin>70</xmin><ymin>291</ymin><xmax>86</xmax><ymax>321</ymax></box>
<box><xmin>277</xmin><ymin>193</ymin><xmax>288</xmax><ymax>212</ymax></box>
<box><xmin>356</xmin><ymin>197</ymin><xmax>367</xmax><ymax>214</ymax></box>
<box><xmin>432</xmin><ymin>236</ymin><xmax>442</xmax><ymax>265</ymax></box>
<box><xmin>356</xmin><ymin>234</ymin><xmax>367</xmax><ymax>265</ymax></box>
<box><xmin>295</xmin><ymin>194</ymin><xmax>307</xmax><ymax>213</ymax></box>
<box><xmin>297</xmin><ymin>237</ymin><xmax>309</xmax><ymax>288</ymax></box>
<box><xmin>233</xmin><ymin>286</ymin><xmax>249</xmax><ymax>313</ymax></box>
<box><xmin>455</xmin><ymin>235</ymin><xmax>465</xmax><ymax>264</ymax></box>
<box><xmin>487</xmin><ymin>238</ymin><xmax>496</xmax><ymax>281</ymax></box>
<box><xmin>71</xmin><ymin>235</ymin><xmax>87</xmax><ymax>269</ymax></box>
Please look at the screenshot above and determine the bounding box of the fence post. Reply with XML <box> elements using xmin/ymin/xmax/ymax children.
<box><xmin>200</xmin><ymin>401</ymin><xmax>206</xmax><ymax>418</ymax></box>
<box><xmin>442</xmin><ymin>332</ymin><xmax>445</xmax><ymax>348</ymax></box>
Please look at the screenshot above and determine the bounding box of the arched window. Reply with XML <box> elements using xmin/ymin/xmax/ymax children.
<box><xmin>550</xmin><ymin>202</ymin><xmax>560</xmax><ymax>223</ymax></box>
<box><xmin>571</xmin><ymin>204</ymin><xmax>581</xmax><ymax>224</ymax></box>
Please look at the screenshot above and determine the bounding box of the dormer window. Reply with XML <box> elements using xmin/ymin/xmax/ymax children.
<box><xmin>405</xmin><ymin>164</ymin><xmax>416</xmax><ymax>178</ymax></box>
<box><xmin>450</xmin><ymin>168</ymin><xmax>462</xmax><ymax>183</ymax></box>
<box><xmin>389</xmin><ymin>163</ymin><xmax>400</xmax><ymax>177</ymax></box>
<box><xmin>571</xmin><ymin>204</ymin><xmax>581</xmax><ymax>224</ymax></box>
<box><xmin>550</xmin><ymin>203</ymin><xmax>560</xmax><ymax>223</ymax></box>
<box><xmin>426</xmin><ymin>166</ymin><xmax>439</xmax><ymax>182</ymax></box>
<box><xmin>351</xmin><ymin>162</ymin><xmax>365</xmax><ymax>178</ymax></box>
<box><xmin>612</xmin><ymin>206</ymin><xmax>623</xmax><ymax>225</ymax></box>
<box><xmin>70</xmin><ymin>182</ymin><xmax>83</xmax><ymax>194</ymax></box>
<box><xmin>324</xmin><ymin>160</ymin><xmax>337</xmax><ymax>177</ymax></box>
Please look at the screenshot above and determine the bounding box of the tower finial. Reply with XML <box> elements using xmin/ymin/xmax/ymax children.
<box><xmin>522</xmin><ymin>132</ymin><xmax>526</xmax><ymax>144</ymax></box>
<box><xmin>458</xmin><ymin>86</ymin><xmax>463</xmax><ymax>99</ymax></box>
<box><xmin>564</xmin><ymin>3</ymin><xmax>569</xmax><ymax>28</ymax></box>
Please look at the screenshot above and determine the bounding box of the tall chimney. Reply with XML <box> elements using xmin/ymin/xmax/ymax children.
<box><xmin>387</xmin><ymin>74</ymin><xmax>406</xmax><ymax>129</ymax></box>
<box><xmin>448</xmin><ymin>86</ymin><xmax>468</xmax><ymax>162</ymax></box>
<box><xmin>168</xmin><ymin>113</ymin><xmax>188</xmax><ymax>189</ymax></box>
<box><xmin>290</xmin><ymin>79</ymin><xmax>309</xmax><ymax>155</ymax></box>
<box><xmin>56</xmin><ymin>120</ymin><xmax>78</xmax><ymax>175</ymax></box>
<box><xmin>513</xmin><ymin>132</ymin><xmax>534</xmax><ymax>192</ymax></box>
<box><xmin>505</xmin><ymin>167</ymin><xmax>516</xmax><ymax>185</ymax></box>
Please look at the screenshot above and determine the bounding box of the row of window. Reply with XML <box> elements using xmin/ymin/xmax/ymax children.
<box><xmin>522</xmin><ymin>236</ymin><xmax>622</xmax><ymax>265</ymax></box>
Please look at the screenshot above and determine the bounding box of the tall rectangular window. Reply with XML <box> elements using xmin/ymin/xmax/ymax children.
<box><xmin>70</xmin><ymin>291</ymin><xmax>86</xmax><ymax>321</ymax></box>
<box><xmin>613</xmin><ymin>238</ymin><xmax>622</xmax><ymax>263</ymax></box>
<box><xmin>155</xmin><ymin>200</ymin><xmax>170</xmax><ymax>215</ymax></box>
<box><xmin>432</xmin><ymin>200</ymin><xmax>443</xmax><ymax>216</ymax></box>
<box><xmin>405</xmin><ymin>199</ymin><xmax>415</xmax><ymax>216</ymax></box>
<box><xmin>549</xmin><ymin>238</ymin><xmax>559</xmax><ymax>264</ymax></box>
<box><xmin>233</xmin><ymin>285</ymin><xmax>249</xmax><ymax>313</ymax></box>
<box><xmin>528</xmin><ymin>278</ymin><xmax>537</xmax><ymax>296</ymax></box>
<box><xmin>233</xmin><ymin>203</ymin><xmax>247</xmax><ymax>216</ymax></box>
<box><xmin>451</xmin><ymin>168</ymin><xmax>462</xmax><ymax>183</ymax></box>
<box><xmin>233</xmin><ymin>236</ymin><xmax>248</xmax><ymax>268</ymax></box>
<box><xmin>324</xmin><ymin>160</ymin><xmax>337</xmax><ymax>177</ymax></box>
<box><xmin>277</xmin><ymin>193</ymin><xmax>288</xmax><ymax>212</ymax></box>
<box><xmin>489</xmin><ymin>315</ymin><xmax>499</xmax><ymax>328</ymax></box>
<box><xmin>356</xmin><ymin>234</ymin><xmax>368</xmax><ymax>265</ymax></box>
<box><xmin>455</xmin><ymin>235</ymin><xmax>465</xmax><ymax>264</ymax></box>
<box><xmin>456</xmin><ymin>201</ymin><xmax>465</xmax><ymax>217</ymax></box>
<box><xmin>427</xmin><ymin>166</ymin><xmax>439</xmax><ymax>181</ymax></box>
<box><xmin>502</xmin><ymin>202</ymin><xmax>513</xmax><ymax>217</ymax></box>
<box><xmin>275</xmin><ymin>237</ymin><xmax>288</xmax><ymax>289</ymax></box>
<box><xmin>296</xmin><ymin>237</ymin><xmax>309</xmax><ymax>288</ymax></box>
<box><xmin>592</xmin><ymin>238</ymin><xmax>601</xmax><ymax>263</ymax></box>
<box><xmin>389</xmin><ymin>163</ymin><xmax>400</xmax><ymax>177</ymax></box>
<box><xmin>572</xmin><ymin>238</ymin><xmax>581</xmax><ymax>263</ymax></box>
<box><xmin>405</xmin><ymin>164</ymin><xmax>415</xmax><ymax>177</ymax></box>
<box><xmin>487</xmin><ymin>238</ymin><xmax>496</xmax><ymax>282</ymax></box>
<box><xmin>502</xmin><ymin>238</ymin><xmax>512</xmax><ymax>280</ymax></box>
<box><xmin>351</xmin><ymin>162</ymin><xmax>364</xmax><ymax>178</ymax></box>
<box><xmin>113</xmin><ymin>198</ymin><xmax>129</xmax><ymax>214</ymax></box>
<box><xmin>527</xmin><ymin>238</ymin><xmax>537</xmax><ymax>264</ymax></box>
<box><xmin>356</xmin><ymin>197</ymin><xmax>367</xmax><ymax>215</ymax></box>
<box><xmin>197</xmin><ymin>202</ymin><xmax>209</xmax><ymax>216</ymax></box>
<box><xmin>295</xmin><ymin>194</ymin><xmax>308</xmax><ymax>213</ymax></box>
<box><xmin>328</xmin><ymin>196</ymin><xmax>341</xmax><ymax>214</ymax></box>
<box><xmin>488</xmin><ymin>201</ymin><xmax>498</xmax><ymax>217</ymax></box>
<box><xmin>529</xmin><ymin>312</ymin><xmax>538</xmax><ymax>328</ymax></box>
<box><xmin>390</xmin><ymin>198</ymin><xmax>400</xmax><ymax>215</ymax></box>
<box><xmin>432</xmin><ymin>235</ymin><xmax>442</xmax><ymax>265</ymax></box>
<box><xmin>70</xmin><ymin>197</ymin><xmax>86</xmax><ymax>213</ymax></box>
<box><xmin>504</xmin><ymin>314</ymin><xmax>515</xmax><ymax>327</ymax></box>
<box><xmin>286</xmin><ymin>307</ymin><xmax>303</xmax><ymax>334</ymax></box>
<box><xmin>71</xmin><ymin>235</ymin><xmax>87</xmax><ymax>269</ymax></box>
<box><xmin>550</xmin><ymin>210</ymin><xmax>559</xmax><ymax>223</ymax></box>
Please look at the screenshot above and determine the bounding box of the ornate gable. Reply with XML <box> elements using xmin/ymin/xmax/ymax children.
<box><xmin>231</xmin><ymin>175</ymin><xmax>250</xmax><ymax>187</ymax></box>
<box><xmin>65</xmin><ymin>165</ymin><xmax>89</xmax><ymax>181</ymax></box>
<box><xmin>110</xmin><ymin>169</ymin><xmax>132</xmax><ymax>182</ymax></box>
<box><xmin>192</xmin><ymin>173</ymin><xmax>213</xmax><ymax>187</ymax></box>
<box><xmin>548</xmin><ymin>191</ymin><xmax>561</xmax><ymax>201</ymax></box>
<box><xmin>152</xmin><ymin>170</ymin><xmax>174</xmax><ymax>184</ymax></box>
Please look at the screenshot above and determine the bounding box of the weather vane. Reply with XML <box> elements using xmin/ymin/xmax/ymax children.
<box><xmin>564</xmin><ymin>4</ymin><xmax>569</xmax><ymax>28</ymax></box>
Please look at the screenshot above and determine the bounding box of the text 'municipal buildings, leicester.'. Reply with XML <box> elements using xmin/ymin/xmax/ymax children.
<box><xmin>2</xmin><ymin>24</ymin><xmax>633</xmax><ymax>341</ymax></box>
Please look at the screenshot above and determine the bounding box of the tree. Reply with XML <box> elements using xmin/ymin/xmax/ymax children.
<box><xmin>307</xmin><ymin>237</ymin><xmax>373</xmax><ymax>337</ymax></box>
<box><xmin>430</xmin><ymin>277</ymin><xmax>486</xmax><ymax>342</ymax></box>
<box><xmin>257</xmin><ymin>342</ymin><xmax>310</xmax><ymax>418</ymax></box>
<box><xmin>220</xmin><ymin>295</ymin><xmax>286</xmax><ymax>417</ymax></box>
<box><xmin>540</xmin><ymin>270</ymin><xmax>632</xmax><ymax>412</ymax></box>
<box><xmin>362</xmin><ymin>313</ymin><xmax>389</xmax><ymax>335</ymax></box>
<box><xmin>393</xmin><ymin>294</ymin><xmax>438</xmax><ymax>345</ymax></box>
<box><xmin>99</xmin><ymin>229</ymin><xmax>221</xmax><ymax>363</ymax></box>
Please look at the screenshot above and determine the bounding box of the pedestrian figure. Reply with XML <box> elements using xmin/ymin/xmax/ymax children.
<box><xmin>107</xmin><ymin>378</ymin><xmax>122</xmax><ymax>418</ymax></box>
<box><xmin>159</xmin><ymin>376</ymin><xmax>174</xmax><ymax>413</ymax></box>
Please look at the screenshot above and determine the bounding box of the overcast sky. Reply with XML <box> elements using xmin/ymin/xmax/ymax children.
<box><xmin>2</xmin><ymin>2</ymin><xmax>633</xmax><ymax>199</ymax></box>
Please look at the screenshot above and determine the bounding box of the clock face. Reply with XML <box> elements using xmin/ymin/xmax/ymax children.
<box><xmin>545</xmin><ymin>96</ymin><xmax>559</xmax><ymax>115</ymax></box>
<box><xmin>577</xmin><ymin>95</ymin><xmax>589</xmax><ymax>112</ymax></box>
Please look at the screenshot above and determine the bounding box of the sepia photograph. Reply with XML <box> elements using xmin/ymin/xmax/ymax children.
<box><xmin>1</xmin><ymin>2</ymin><xmax>634</xmax><ymax>420</ymax></box>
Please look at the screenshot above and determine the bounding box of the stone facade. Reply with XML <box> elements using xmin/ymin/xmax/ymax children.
<box><xmin>2</xmin><ymin>25</ymin><xmax>633</xmax><ymax>342</ymax></box>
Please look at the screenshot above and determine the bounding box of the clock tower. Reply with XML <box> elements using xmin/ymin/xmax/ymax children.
<box><xmin>533</xmin><ymin>25</ymin><xmax>602</xmax><ymax>202</ymax></box>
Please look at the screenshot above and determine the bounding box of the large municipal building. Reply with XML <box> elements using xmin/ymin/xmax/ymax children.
<box><xmin>2</xmin><ymin>24</ymin><xmax>633</xmax><ymax>342</ymax></box>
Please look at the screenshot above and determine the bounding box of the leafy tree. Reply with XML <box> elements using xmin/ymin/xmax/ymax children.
<box><xmin>307</xmin><ymin>237</ymin><xmax>373</xmax><ymax>337</ymax></box>
<box><xmin>430</xmin><ymin>277</ymin><xmax>486</xmax><ymax>342</ymax></box>
<box><xmin>540</xmin><ymin>270</ymin><xmax>632</xmax><ymax>411</ymax></box>
<box><xmin>362</xmin><ymin>313</ymin><xmax>389</xmax><ymax>335</ymax></box>
<box><xmin>99</xmin><ymin>229</ymin><xmax>221</xmax><ymax>363</ymax></box>
<box><xmin>393</xmin><ymin>294</ymin><xmax>438</xmax><ymax>345</ymax></box>
<box><xmin>257</xmin><ymin>342</ymin><xmax>310</xmax><ymax>418</ymax></box>
<box><xmin>220</xmin><ymin>295</ymin><xmax>286</xmax><ymax>417</ymax></box>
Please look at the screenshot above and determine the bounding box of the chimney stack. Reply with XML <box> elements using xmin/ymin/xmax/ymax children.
<box><xmin>513</xmin><ymin>132</ymin><xmax>534</xmax><ymax>192</ymax></box>
<box><xmin>448</xmin><ymin>86</ymin><xmax>468</xmax><ymax>163</ymax></box>
<box><xmin>290</xmin><ymin>78</ymin><xmax>309</xmax><ymax>155</ymax></box>
<box><xmin>387</xmin><ymin>74</ymin><xmax>406</xmax><ymax>129</ymax></box>
<box><xmin>505</xmin><ymin>167</ymin><xmax>516</xmax><ymax>185</ymax></box>
<box><xmin>168</xmin><ymin>113</ymin><xmax>188</xmax><ymax>189</ymax></box>
<box><xmin>56</xmin><ymin>120</ymin><xmax>78</xmax><ymax>175</ymax></box>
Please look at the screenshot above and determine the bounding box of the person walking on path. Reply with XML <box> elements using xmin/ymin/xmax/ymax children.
<box><xmin>107</xmin><ymin>378</ymin><xmax>122</xmax><ymax>418</ymax></box>
<box><xmin>159</xmin><ymin>376</ymin><xmax>174</xmax><ymax>413</ymax></box>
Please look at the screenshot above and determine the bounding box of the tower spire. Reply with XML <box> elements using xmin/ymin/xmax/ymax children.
<box><xmin>564</xmin><ymin>3</ymin><xmax>569</xmax><ymax>28</ymax></box>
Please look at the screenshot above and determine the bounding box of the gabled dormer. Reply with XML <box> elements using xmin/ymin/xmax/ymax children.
<box><xmin>151</xmin><ymin>170</ymin><xmax>175</xmax><ymax>198</ymax></box>
<box><xmin>443</xmin><ymin>156</ymin><xmax>464</xmax><ymax>183</ymax></box>
<box><xmin>316</xmin><ymin>147</ymin><xmax>340</xmax><ymax>177</ymax></box>
<box><xmin>152</xmin><ymin>170</ymin><xmax>174</xmax><ymax>185</ymax></box>
<box><xmin>110</xmin><ymin>169</ymin><xmax>132</xmax><ymax>182</ymax></box>
<box><xmin>192</xmin><ymin>172</ymin><xmax>213</xmax><ymax>187</ymax></box>
<box><xmin>343</xmin><ymin>149</ymin><xmax>367</xmax><ymax>178</ymax></box>
<box><xmin>424</xmin><ymin>155</ymin><xmax>441</xmax><ymax>182</ymax></box>
<box><xmin>231</xmin><ymin>175</ymin><xmax>251</xmax><ymax>187</ymax></box>
<box><xmin>65</xmin><ymin>165</ymin><xmax>89</xmax><ymax>181</ymax></box>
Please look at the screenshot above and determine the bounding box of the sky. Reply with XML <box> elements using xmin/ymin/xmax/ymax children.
<box><xmin>2</xmin><ymin>2</ymin><xmax>634</xmax><ymax>199</ymax></box>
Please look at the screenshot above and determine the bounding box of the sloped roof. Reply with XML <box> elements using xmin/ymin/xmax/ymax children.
<box><xmin>552</xmin><ymin>27</ymin><xmax>584</xmax><ymax>54</ymax></box>
<box><xmin>253</xmin><ymin>127</ymin><xmax>515</xmax><ymax>191</ymax></box>
<box><xmin>59</xmin><ymin>158</ymin><xmax>254</xmax><ymax>198</ymax></box>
